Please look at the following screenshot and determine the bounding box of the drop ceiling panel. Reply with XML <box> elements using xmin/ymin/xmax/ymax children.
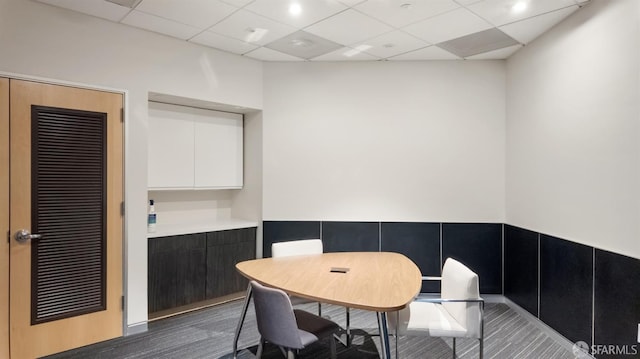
<box><xmin>38</xmin><ymin>0</ymin><xmax>131</xmax><ymax>22</ymax></box>
<box><xmin>265</xmin><ymin>31</ymin><xmax>342</xmax><ymax>59</ymax></box>
<box><xmin>105</xmin><ymin>0</ymin><xmax>141</xmax><ymax>8</ymax></box>
<box><xmin>338</xmin><ymin>0</ymin><xmax>366</xmax><ymax>6</ymax></box>
<box><xmin>304</xmin><ymin>9</ymin><xmax>394</xmax><ymax>46</ymax></box>
<box><xmin>311</xmin><ymin>46</ymin><xmax>380</xmax><ymax>61</ymax></box>
<box><xmin>403</xmin><ymin>7</ymin><xmax>493</xmax><ymax>44</ymax></box>
<box><xmin>467</xmin><ymin>0</ymin><xmax>577</xmax><ymax>27</ymax></box>
<box><xmin>465</xmin><ymin>43</ymin><xmax>522</xmax><ymax>59</ymax></box>
<box><xmin>135</xmin><ymin>0</ymin><xmax>238</xmax><ymax>29</ymax></box>
<box><xmin>353</xmin><ymin>30</ymin><xmax>429</xmax><ymax>59</ymax></box>
<box><xmin>499</xmin><ymin>5</ymin><xmax>578</xmax><ymax>44</ymax></box>
<box><xmin>244</xmin><ymin>47</ymin><xmax>304</xmax><ymax>61</ymax></box>
<box><xmin>244</xmin><ymin>0</ymin><xmax>347</xmax><ymax>28</ymax></box>
<box><xmin>454</xmin><ymin>0</ymin><xmax>483</xmax><ymax>5</ymax></box>
<box><xmin>190</xmin><ymin>30</ymin><xmax>259</xmax><ymax>55</ymax></box>
<box><xmin>121</xmin><ymin>10</ymin><xmax>201</xmax><ymax>40</ymax></box>
<box><xmin>209</xmin><ymin>9</ymin><xmax>297</xmax><ymax>46</ymax></box>
<box><xmin>437</xmin><ymin>28</ymin><xmax>518</xmax><ymax>57</ymax></box>
<box><xmin>219</xmin><ymin>0</ymin><xmax>254</xmax><ymax>7</ymax></box>
<box><xmin>355</xmin><ymin>0</ymin><xmax>460</xmax><ymax>28</ymax></box>
<box><xmin>389</xmin><ymin>45</ymin><xmax>460</xmax><ymax>60</ymax></box>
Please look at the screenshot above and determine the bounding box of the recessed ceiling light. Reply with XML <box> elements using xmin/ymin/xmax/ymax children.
<box><xmin>289</xmin><ymin>3</ymin><xmax>302</xmax><ymax>16</ymax></box>
<box><xmin>511</xmin><ymin>1</ymin><xmax>528</xmax><ymax>13</ymax></box>
<box><xmin>400</xmin><ymin>3</ymin><xmax>413</xmax><ymax>10</ymax></box>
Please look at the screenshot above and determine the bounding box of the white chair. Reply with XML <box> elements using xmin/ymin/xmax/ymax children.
<box><xmin>271</xmin><ymin>239</ymin><xmax>352</xmax><ymax>346</ymax></box>
<box><xmin>272</xmin><ymin>239</ymin><xmax>323</xmax><ymax>258</ymax></box>
<box><xmin>387</xmin><ymin>257</ymin><xmax>485</xmax><ymax>359</ymax></box>
<box><xmin>271</xmin><ymin>239</ymin><xmax>324</xmax><ymax>314</ymax></box>
<box><xmin>250</xmin><ymin>281</ymin><xmax>339</xmax><ymax>359</ymax></box>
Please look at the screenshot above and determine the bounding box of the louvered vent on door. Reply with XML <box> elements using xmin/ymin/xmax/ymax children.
<box><xmin>31</xmin><ymin>105</ymin><xmax>107</xmax><ymax>325</ymax></box>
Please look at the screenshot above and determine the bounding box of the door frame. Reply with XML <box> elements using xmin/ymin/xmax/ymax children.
<box><xmin>0</xmin><ymin>78</ymin><xmax>9</xmax><ymax>359</ymax></box>
<box><xmin>0</xmin><ymin>71</ymin><xmax>129</xmax><ymax>356</ymax></box>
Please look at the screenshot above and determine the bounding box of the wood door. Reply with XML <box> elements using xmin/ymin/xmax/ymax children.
<box><xmin>9</xmin><ymin>79</ymin><xmax>123</xmax><ymax>358</ymax></box>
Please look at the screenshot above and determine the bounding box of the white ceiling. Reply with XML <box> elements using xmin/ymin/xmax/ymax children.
<box><xmin>36</xmin><ymin>0</ymin><xmax>591</xmax><ymax>61</ymax></box>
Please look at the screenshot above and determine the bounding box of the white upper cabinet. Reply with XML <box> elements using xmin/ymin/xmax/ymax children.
<box><xmin>194</xmin><ymin>111</ymin><xmax>243</xmax><ymax>188</ymax></box>
<box><xmin>148</xmin><ymin>102</ymin><xmax>243</xmax><ymax>190</ymax></box>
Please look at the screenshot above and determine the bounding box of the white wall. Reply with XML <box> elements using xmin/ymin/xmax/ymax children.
<box><xmin>232</xmin><ymin>111</ymin><xmax>264</xmax><ymax>255</ymax></box>
<box><xmin>0</xmin><ymin>0</ymin><xmax>262</xmax><ymax>327</ymax></box>
<box><xmin>506</xmin><ymin>0</ymin><xmax>640</xmax><ymax>259</ymax></box>
<box><xmin>263</xmin><ymin>61</ymin><xmax>506</xmax><ymax>223</ymax></box>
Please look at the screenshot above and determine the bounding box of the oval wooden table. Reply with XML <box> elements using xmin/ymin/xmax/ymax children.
<box><xmin>232</xmin><ymin>252</ymin><xmax>422</xmax><ymax>359</ymax></box>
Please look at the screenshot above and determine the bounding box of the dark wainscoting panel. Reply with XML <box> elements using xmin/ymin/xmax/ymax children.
<box><xmin>442</xmin><ymin>223</ymin><xmax>503</xmax><ymax>294</ymax></box>
<box><xmin>262</xmin><ymin>221</ymin><xmax>321</xmax><ymax>257</ymax></box>
<box><xmin>322</xmin><ymin>222</ymin><xmax>379</xmax><ymax>253</ymax></box>
<box><xmin>539</xmin><ymin>234</ymin><xmax>593</xmax><ymax>346</ymax></box>
<box><xmin>261</xmin><ymin>220</ymin><xmax>640</xmax><ymax>350</ymax></box>
<box><xmin>594</xmin><ymin>249</ymin><xmax>640</xmax><ymax>354</ymax></box>
<box><xmin>504</xmin><ymin>225</ymin><xmax>539</xmax><ymax>316</ymax></box>
<box><xmin>381</xmin><ymin>222</ymin><xmax>441</xmax><ymax>293</ymax></box>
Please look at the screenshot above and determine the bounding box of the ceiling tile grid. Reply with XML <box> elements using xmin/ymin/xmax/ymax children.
<box><xmin>354</xmin><ymin>30</ymin><xmax>430</xmax><ymax>59</ymax></box>
<box><xmin>35</xmin><ymin>0</ymin><xmax>592</xmax><ymax>61</ymax></box>
<box><xmin>244</xmin><ymin>0</ymin><xmax>348</xmax><ymax>28</ymax></box>
<box><xmin>121</xmin><ymin>10</ymin><xmax>202</xmax><ymax>40</ymax></box>
<box><xmin>134</xmin><ymin>0</ymin><xmax>238</xmax><ymax>29</ymax></box>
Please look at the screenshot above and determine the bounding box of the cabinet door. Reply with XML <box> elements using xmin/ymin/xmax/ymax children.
<box><xmin>148</xmin><ymin>233</ymin><xmax>206</xmax><ymax>313</ymax></box>
<box><xmin>205</xmin><ymin>228</ymin><xmax>256</xmax><ymax>299</ymax></box>
<box><xmin>175</xmin><ymin>233</ymin><xmax>206</xmax><ymax>306</ymax></box>
<box><xmin>148</xmin><ymin>236</ymin><xmax>177</xmax><ymax>313</ymax></box>
<box><xmin>147</xmin><ymin>102</ymin><xmax>194</xmax><ymax>189</ymax></box>
<box><xmin>194</xmin><ymin>111</ymin><xmax>243</xmax><ymax>189</ymax></box>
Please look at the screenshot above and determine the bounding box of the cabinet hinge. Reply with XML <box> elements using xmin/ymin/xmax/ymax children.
<box><xmin>121</xmin><ymin>296</ymin><xmax>125</xmax><ymax>311</ymax></box>
<box><xmin>6</xmin><ymin>230</ymin><xmax>9</xmax><ymax>243</ymax></box>
<box><xmin>120</xmin><ymin>108</ymin><xmax>124</xmax><ymax>123</ymax></box>
<box><xmin>120</xmin><ymin>201</ymin><xmax>125</xmax><ymax>216</ymax></box>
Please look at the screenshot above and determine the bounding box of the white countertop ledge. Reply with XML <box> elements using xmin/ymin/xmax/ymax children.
<box><xmin>147</xmin><ymin>219</ymin><xmax>258</xmax><ymax>238</ymax></box>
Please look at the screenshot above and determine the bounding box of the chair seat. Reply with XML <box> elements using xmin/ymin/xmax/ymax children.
<box><xmin>294</xmin><ymin>309</ymin><xmax>341</xmax><ymax>342</ymax></box>
<box><xmin>296</xmin><ymin>329</ymin><xmax>319</xmax><ymax>348</ymax></box>
<box><xmin>390</xmin><ymin>301</ymin><xmax>468</xmax><ymax>338</ymax></box>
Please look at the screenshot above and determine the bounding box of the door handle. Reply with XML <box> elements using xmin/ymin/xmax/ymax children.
<box><xmin>14</xmin><ymin>229</ymin><xmax>42</xmax><ymax>244</ymax></box>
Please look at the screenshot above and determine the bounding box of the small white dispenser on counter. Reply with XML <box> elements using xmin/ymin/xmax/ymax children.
<box><xmin>147</xmin><ymin>199</ymin><xmax>157</xmax><ymax>233</ymax></box>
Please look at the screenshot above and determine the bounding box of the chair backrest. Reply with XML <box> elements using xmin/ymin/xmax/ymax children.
<box><xmin>441</xmin><ymin>258</ymin><xmax>482</xmax><ymax>338</ymax></box>
<box><xmin>271</xmin><ymin>239</ymin><xmax>323</xmax><ymax>258</ymax></box>
<box><xmin>250</xmin><ymin>281</ymin><xmax>305</xmax><ymax>349</ymax></box>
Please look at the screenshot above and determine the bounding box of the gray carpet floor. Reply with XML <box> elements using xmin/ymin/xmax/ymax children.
<box><xmin>44</xmin><ymin>299</ymin><xmax>574</xmax><ymax>359</ymax></box>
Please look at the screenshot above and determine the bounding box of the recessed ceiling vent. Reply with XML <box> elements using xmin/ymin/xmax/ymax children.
<box><xmin>105</xmin><ymin>0</ymin><xmax>142</xmax><ymax>9</ymax></box>
<box><xmin>265</xmin><ymin>31</ymin><xmax>342</xmax><ymax>60</ymax></box>
<box><xmin>437</xmin><ymin>28</ymin><xmax>520</xmax><ymax>58</ymax></box>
